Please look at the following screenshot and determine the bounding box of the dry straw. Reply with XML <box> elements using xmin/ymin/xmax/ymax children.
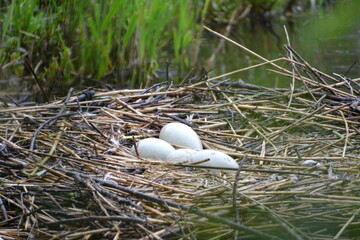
<box><xmin>1</xmin><ymin>27</ymin><xmax>360</xmax><ymax>239</ymax></box>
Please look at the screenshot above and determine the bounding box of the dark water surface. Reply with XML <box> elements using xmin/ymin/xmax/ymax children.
<box><xmin>199</xmin><ymin>0</ymin><xmax>360</xmax><ymax>88</ymax></box>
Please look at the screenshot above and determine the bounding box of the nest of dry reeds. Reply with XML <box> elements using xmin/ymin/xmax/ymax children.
<box><xmin>1</xmin><ymin>30</ymin><xmax>360</xmax><ymax>240</ymax></box>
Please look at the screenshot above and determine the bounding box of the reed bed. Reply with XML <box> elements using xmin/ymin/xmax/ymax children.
<box><xmin>1</xmin><ymin>34</ymin><xmax>360</xmax><ymax>239</ymax></box>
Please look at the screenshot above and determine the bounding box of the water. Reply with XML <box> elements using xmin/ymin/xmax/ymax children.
<box><xmin>1</xmin><ymin>1</ymin><xmax>359</xmax><ymax>100</ymax></box>
<box><xmin>199</xmin><ymin>0</ymin><xmax>360</xmax><ymax>88</ymax></box>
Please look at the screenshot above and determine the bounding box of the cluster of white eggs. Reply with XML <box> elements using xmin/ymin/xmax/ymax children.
<box><xmin>130</xmin><ymin>122</ymin><xmax>239</xmax><ymax>170</ymax></box>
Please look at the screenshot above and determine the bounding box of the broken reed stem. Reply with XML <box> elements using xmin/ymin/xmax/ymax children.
<box><xmin>333</xmin><ymin>208</ymin><xmax>360</xmax><ymax>239</ymax></box>
<box><xmin>338</xmin><ymin>111</ymin><xmax>349</xmax><ymax>158</ymax></box>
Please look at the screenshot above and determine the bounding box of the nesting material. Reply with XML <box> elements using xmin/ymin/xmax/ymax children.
<box><xmin>1</xmin><ymin>44</ymin><xmax>360</xmax><ymax>240</ymax></box>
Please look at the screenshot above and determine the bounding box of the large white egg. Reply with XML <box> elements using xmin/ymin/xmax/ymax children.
<box><xmin>159</xmin><ymin>122</ymin><xmax>203</xmax><ymax>150</ymax></box>
<box><xmin>130</xmin><ymin>138</ymin><xmax>175</xmax><ymax>160</ymax></box>
<box><xmin>166</xmin><ymin>149</ymin><xmax>198</xmax><ymax>163</ymax></box>
<box><xmin>167</xmin><ymin>149</ymin><xmax>239</xmax><ymax>170</ymax></box>
<box><xmin>191</xmin><ymin>150</ymin><xmax>238</xmax><ymax>169</ymax></box>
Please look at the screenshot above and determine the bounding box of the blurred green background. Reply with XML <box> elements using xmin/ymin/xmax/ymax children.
<box><xmin>0</xmin><ymin>0</ymin><xmax>359</xmax><ymax>101</ymax></box>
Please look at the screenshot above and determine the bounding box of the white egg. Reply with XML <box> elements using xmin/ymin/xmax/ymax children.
<box><xmin>166</xmin><ymin>149</ymin><xmax>198</xmax><ymax>163</ymax></box>
<box><xmin>167</xmin><ymin>149</ymin><xmax>238</xmax><ymax>170</ymax></box>
<box><xmin>191</xmin><ymin>150</ymin><xmax>238</xmax><ymax>169</ymax></box>
<box><xmin>130</xmin><ymin>138</ymin><xmax>175</xmax><ymax>160</ymax></box>
<box><xmin>159</xmin><ymin>122</ymin><xmax>203</xmax><ymax>150</ymax></box>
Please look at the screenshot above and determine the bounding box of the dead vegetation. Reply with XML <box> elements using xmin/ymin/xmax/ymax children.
<box><xmin>1</xmin><ymin>28</ymin><xmax>360</xmax><ymax>240</ymax></box>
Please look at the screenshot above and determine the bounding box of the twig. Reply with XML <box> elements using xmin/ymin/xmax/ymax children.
<box><xmin>0</xmin><ymin>195</ymin><xmax>8</xmax><ymax>221</ymax></box>
<box><xmin>232</xmin><ymin>155</ymin><xmax>247</xmax><ymax>240</ymax></box>
<box><xmin>49</xmin><ymin>87</ymin><xmax>74</xmax><ymax>126</ymax></box>
<box><xmin>29</xmin><ymin>112</ymin><xmax>78</xmax><ymax>151</ymax></box>
<box><xmin>46</xmin><ymin>215</ymin><xmax>146</xmax><ymax>227</ymax></box>
<box><xmin>338</xmin><ymin>111</ymin><xmax>349</xmax><ymax>158</ymax></box>
<box><xmin>333</xmin><ymin>208</ymin><xmax>360</xmax><ymax>239</ymax></box>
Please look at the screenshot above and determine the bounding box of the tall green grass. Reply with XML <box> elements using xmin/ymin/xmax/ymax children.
<box><xmin>0</xmin><ymin>0</ymin><xmax>338</xmax><ymax>96</ymax></box>
<box><xmin>0</xmin><ymin>0</ymin><xmax>203</xmax><ymax>92</ymax></box>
